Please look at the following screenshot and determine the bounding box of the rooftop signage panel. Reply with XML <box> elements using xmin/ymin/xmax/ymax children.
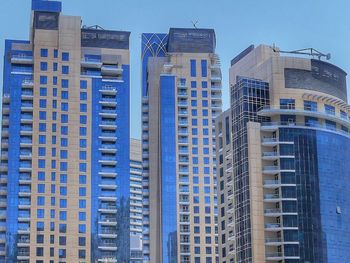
<box><xmin>34</xmin><ymin>11</ymin><xmax>59</xmax><ymax>30</ymax></box>
<box><xmin>81</xmin><ymin>29</ymin><xmax>131</xmax><ymax>49</ymax></box>
<box><xmin>167</xmin><ymin>28</ymin><xmax>216</xmax><ymax>53</ymax></box>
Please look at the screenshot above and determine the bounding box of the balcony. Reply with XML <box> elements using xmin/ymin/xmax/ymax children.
<box><xmin>99</xmin><ymin>228</ymin><xmax>118</xmax><ymax>238</ymax></box>
<box><xmin>264</xmin><ymin>208</ymin><xmax>282</xmax><ymax>216</ymax></box>
<box><xmin>11</xmin><ymin>54</ymin><xmax>33</xmax><ymax>64</ymax></box>
<box><xmin>22</xmin><ymin>79</ymin><xmax>34</xmax><ymax>88</ymax></box>
<box><xmin>265</xmin><ymin>223</ymin><xmax>282</xmax><ymax>231</ymax></box>
<box><xmin>20</xmin><ymin>115</ymin><xmax>33</xmax><ymax>123</ymax></box>
<box><xmin>21</xmin><ymin>91</ymin><xmax>33</xmax><ymax>99</ymax></box>
<box><xmin>99</xmin><ymin>97</ymin><xmax>117</xmax><ymax>106</ymax></box>
<box><xmin>99</xmin><ymin>133</ymin><xmax>117</xmax><ymax>141</ymax></box>
<box><xmin>265</xmin><ymin>238</ymin><xmax>283</xmax><ymax>246</ymax></box>
<box><xmin>98</xmin><ymin>257</ymin><xmax>117</xmax><ymax>263</ymax></box>
<box><xmin>264</xmin><ymin>194</ymin><xmax>281</xmax><ymax>202</ymax></box>
<box><xmin>21</xmin><ymin>102</ymin><xmax>33</xmax><ymax>111</ymax></box>
<box><xmin>262</xmin><ymin>151</ymin><xmax>279</xmax><ymax>161</ymax></box>
<box><xmin>101</xmin><ymin>65</ymin><xmax>123</xmax><ymax>76</ymax></box>
<box><xmin>98</xmin><ymin>241</ymin><xmax>118</xmax><ymax>251</ymax></box>
<box><xmin>263</xmin><ymin>166</ymin><xmax>280</xmax><ymax>175</ymax></box>
<box><xmin>99</xmin><ymin>216</ymin><xmax>117</xmax><ymax>226</ymax></box>
<box><xmin>99</xmin><ymin>121</ymin><xmax>117</xmax><ymax>129</ymax></box>
<box><xmin>100</xmin><ymin>85</ymin><xmax>117</xmax><ymax>95</ymax></box>
<box><xmin>265</xmin><ymin>252</ymin><xmax>284</xmax><ymax>261</ymax></box>
<box><xmin>258</xmin><ymin>105</ymin><xmax>350</xmax><ymax>130</ymax></box>
<box><xmin>81</xmin><ymin>57</ymin><xmax>102</xmax><ymax>69</ymax></box>
<box><xmin>263</xmin><ymin>180</ymin><xmax>281</xmax><ymax>188</ymax></box>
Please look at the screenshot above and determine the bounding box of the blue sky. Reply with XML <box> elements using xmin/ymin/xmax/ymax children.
<box><xmin>1</xmin><ymin>0</ymin><xmax>349</xmax><ymax>139</ymax></box>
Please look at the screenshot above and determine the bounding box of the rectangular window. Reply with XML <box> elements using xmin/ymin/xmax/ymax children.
<box><xmin>304</xmin><ymin>100</ymin><xmax>317</xmax><ymax>111</ymax></box>
<box><xmin>53</xmin><ymin>62</ymin><xmax>58</xmax><ymax>72</ymax></box>
<box><xmin>61</xmin><ymin>79</ymin><xmax>69</xmax><ymax>88</ymax></box>
<box><xmin>325</xmin><ymin>104</ymin><xmax>335</xmax><ymax>115</ymax></box>
<box><xmin>61</xmin><ymin>91</ymin><xmax>68</xmax><ymax>100</ymax></box>
<box><xmin>41</xmin><ymin>49</ymin><xmax>48</xmax><ymax>57</ymax></box>
<box><xmin>62</xmin><ymin>52</ymin><xmax>70</xmax><ymax>61</ymax></box>
<box><xmin>40</xmin><ymin>62</ymin><xmax>48</xmax><ymax>71</ymax></box>
<box><xmin>61</xmin><ymin>114</ymin><xmax>68</xmax><ymax>123</ymax></box>
<box><xmin>59</xmin><ymin>211</ymin><xmax>67</xmax><ymax>221</ymax></box>
<box><xmin>39</xmin><ymin>99</ymin><xmax>47</xmax><ymax>108</ymax></box>
<box><xmin>79</xmin><ymin>187</ymin><xmax>86</xmax><ymax>197</ymax></box>
<box><xmin>40</xmin><ymin>87</ymin><xmax>47</xmax><ymax>96</ymax></box>
<box><xmin>62</xmin><ymin>66</ymin><xmax>69</xmax><ymax>74</ymax></box>
<box><xmin>202</xmin><ymin>81</ymin><xmax>208</xmax><ymax>88</ymax></box>
<box><xmin>190</xmin><ymin>59</ymin><xmax>196</xmax><ymax>77</ymax></box>
<box><xmin>201</xmin><ymin>60</ymin><xmax>207</xmax><ymax>77</ymax></box>
<box><xmin>39</xmin><ymin>111</ymin><xmax>47</xmax><ymax>120</ymax></box>
<box><xmin>280</xmin><ymin>98</ymin><xmax>295</xmax><ymax>109</ymax></box>
<box><xmin>40</xmin><ymin>76</ymin><xmax>47</xmax><ymax>85</ymax></box>
<box><xmin>60</xmin><ymin>199</ymin><xmax>67</xmax><ymax>208</ymax></box>
<box><xmin>80</xmin><ymin>92</ymin><xmax>87</xmax><ymax>101</ymax></box>
<box><xmin>39</xmin><ymin>123</ymin><xmax>46</xmax><ymax>132</ymax></box>
<box><xmin>80</xmin><ymin>80</ymin><xmax>87</xmax><ymax>89</ymax></box>
<box><xmin>54</xmin><ymin>49</ymin><xmax>58</xmax><ymax>58</ymax></box>
<box><xmin>80</xmin><ymin>104</ymin><xmax>87</xmax><ymax>112</ymax></box>
<box><xmin>79</xmin><ymin>128</ymin><xmax>87</xmax><ymax>136</ymax></box>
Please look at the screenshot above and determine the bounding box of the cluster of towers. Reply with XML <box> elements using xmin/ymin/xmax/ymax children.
<box><xmin>0</xmin><ymin>0</ymin><xmax>349</xmax><ymax>262</ymax></box>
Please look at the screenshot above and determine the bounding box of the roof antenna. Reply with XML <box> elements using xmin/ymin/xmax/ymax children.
<box><xmin>191</xmin><ymin>20</ymin><xmax>199</xmax><ymax>29</ymax></box>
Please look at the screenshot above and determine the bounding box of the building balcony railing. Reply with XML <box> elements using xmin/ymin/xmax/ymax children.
<box><xmin>81</xmin><ymin>58</ymin><xmax>102</xmax><ymax>69</ymax></box>
<box><xmin>11</xmin><ymin>54</ymin><xmax>33</xmax><ymax>64</ymax></box>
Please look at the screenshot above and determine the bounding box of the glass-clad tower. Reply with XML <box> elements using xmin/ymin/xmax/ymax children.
<box><xmin>141</xmin><ymin>28</ymin><xmax>222</xmax><ymax>263</ymax></box>
<box><xmin>217</xmin><ymin>44</ymin><xmax>350</xmax><ymax>263</ymax></box>
<box><xmin>1</xmin><ymin>0</ymin><xmax>130</xmax><ymax>262</ymax></box>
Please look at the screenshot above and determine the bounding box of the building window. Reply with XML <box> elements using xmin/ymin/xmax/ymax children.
<box><xmin>325</xmin><ymin>104</ymin><xmax>335</xmax><ymax>115</ymax></box>
<box><xmin>40</xmin><ymin>49</ymin><xmax>48</xmax><ymax>57</ymax></box>
<box><xmin>62</xmin><ymin>52</ymin><xmax>70</xmax><ymax>61</ymax></box>
<box><xmin>40</xmin><ymin>62</ymin><xmax>48</xmax><ymax>71</ymax></box>
<box><xmin>54</xmin><ymin>49</ymin><xmax>58</xmax><ymax>58</ymax></box>
<box><xmin>40</xmin><ymin>76</ymin><xmax>47</xmax><ymax>85</ymax></box>
<box><xmin>191</xmin><ymin>81</ymin><xmax>197</xmax><ymax>88</ymax></box>
<box><xmin>280</xmin><ymin>98</ymin><xmax>295</xmax><ymax>109</ymax></box>
<box><xmin>201</xmin><ymin>60</ymin><xmax>207</xmax><ymax>77</ymax></box>
<box><xmin>80</xmin><ymin>80</ymin><xmax>87</xmax><ymax>89</ymax></box>
<box><xmin>62</xmin><ymin>66</ymin><xmax>69</xmax><ymax>74</ymax></box>
<box><xmin>36</xmin><ymin>247</ymin><xmax>44</xmax><ymax>256</ymax></box>
<box><xmin>304</xmin><ymin>100</ymin><xmax>317</xmax><ymax>111</ymax></box>
<box><xmin>190</xmin><ymin>59</ymin><xmax>197</xmax><ymax>77</ymax></box>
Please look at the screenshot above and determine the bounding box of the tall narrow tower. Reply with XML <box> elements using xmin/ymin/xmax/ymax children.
<box><xmin>141</xmin><ymin>28</ymin><xmax>222</xmax><ymax>263</ymax></box>
<box><xmin>1</xmin><ymin>1</ymin><xmax>131</xmax><ymax>262</ymax></box>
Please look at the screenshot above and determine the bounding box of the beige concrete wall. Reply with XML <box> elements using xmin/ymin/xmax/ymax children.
<box><xmin>247</xmin><ymin>122</ymin><xmax>265</xmax><ymax>263</ymax></box>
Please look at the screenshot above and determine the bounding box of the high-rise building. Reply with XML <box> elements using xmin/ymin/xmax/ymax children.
<box><xmin>214</xmin><ymin>109</ymin><xmax>234</xmax><ymax>262</ymax></box>
<box><xmin>130</xmin><ymin>139</ymin><xmax>143</xmax><ymax>263</ymax></box>
<box><xmin>1</xmin><ymin>0</ymin><xmax>130</xmax><ymax>262</ymax></box>
<box><xmin>217</xmin><ymin>44</ymin><xmax>350</xmax><ymax>263</ymax></box>
<box><xmin>141</xmin><ymin>28</ymin><xmax>222</xmax><ymax>263</ymax></box>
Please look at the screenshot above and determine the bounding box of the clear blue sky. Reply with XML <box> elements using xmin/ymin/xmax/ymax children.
<box><xmin>1</xmin><ymin>0</ymin><xmax>349</xmax><ymax>139</ymax></box>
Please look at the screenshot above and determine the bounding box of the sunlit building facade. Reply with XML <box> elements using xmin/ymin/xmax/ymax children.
<box><xmin>1</xmin><ymin>0</ymin><xmax>130</xmax><ymax>262</ymax></box>
<box><xmin>217</xmin><ymin>44</ymin><xmax>350</xmax><ymax>263</ymax></box>
<box><xmin>141</xmin><ymin>28</ymin><xmax>222</xmax><ymax>263</ymax></box>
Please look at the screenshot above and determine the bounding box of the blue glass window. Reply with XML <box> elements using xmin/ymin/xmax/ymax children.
<box><xmin>191</xmin><ymin>81</ymin><xmax>197</xmax><ymax>88</ymax></box>
<box><xmin>60</xmin><ymin>187</ymin><xmax>67</xmax><ymax>196</ymax></box>
<box><xmin>79</xmin><ymin>151</ymin><xmax>86</xmax><ymax>160</ymax></box>
<box><xmin>280</xmin><ymin>98</ymin><xmax>295</xmax><ymax>109</ymax></box>
<box><xmin>79</xmin><ymin>200</ymin><xmax>86</xmax><ymax>209</ymax></box>
<box><xmin>201</xmin><ymin>60</ymin><xmax>207</xmax><ymax>77</ymax></box>
<box><xmin>60</xmin><ymin>174</ymin><xmax>67</xmax><ymax>183</ymax></box>
<box><xmin>80</xmin><ymin>80</ymin><xmax>87</xmax><ymax>89</ymax></box>
<box><xmin>38</xmin><ymin>172</ymin><xmax>45</xmax><ymax>181</ymax></box>
<box><xmin>60</xmin><ymin>150</ymin><xmax>67</xmax><ymax>159</ymax></box>
<box><xmin>79</xmin><ymin>212</ymin><xmax>86</xmax><ymax>221</ymax></box>
<box><xmin>40</xmin><ymin>76</ymin><xmax>47</xmax><ymax>84</ymax></box>
<box><xmin>191</xmin><ymin>91</ymin><xmax>197</xmax><ymax>97</ymax></box>
<box><xmin>192</xmin><ymin>109</ymin><xmax>197</xmax><ymax>116</ymax></box>
<box><xmin>62</xmin><ymin>52</ymin><xmax>69</xmax><ymax>61</ymax></box>
<box><xmin>37</xmin><ymin>197</ymin><xmax>45</xmax><ymax>206</ymax></box>
<box><xmin>202</xmin><ymin>91</ymin><xmax>208</xmax><ymax>97</ymax></box>
<box><xmin>40</xmin><ymin>87</ymin><xmax>47</xmax><ymax>96</ymax></box>
<box><xmin>39</xmin><ymin>99</ymin><xmax>46</xmax><ymax>108</ymax></box>
<box><xmin>80</xmin><ymin>92</ymin><xmax>87</xmax><ymax>101</ymax></box>
<box><xmin>79</xmin><ymin>163</ymin><xmax>86</xmax><ymax>172</ymax></box>
<box><xmin>79</xmin><ymin>224</ymin><xmax>86</xmax><ymax>233</ymax></box>
<box><xmin>304</xmin><ymin>100</ymin><xmax>317</xmax><ymax>111</ymax></box>
<box><xmin>80</xmin><ymin>104</ymin><xmax>87</xmax><ymax>112</ymax></box>
<box><xmin>37</xmin><ymin>209</ymin><xmax>45</xmax><ymax>218</ymax></box>
<box><xmin>53</xmin><ymin>49</ymin><xmax>58</xmax><ymax>58</ymax></box>
<box><xmin>39</xmin><ymin>123</ymin><xmax>46</xmax><ymax>132</ymax></box>
<box><xmin>202</xmin><ymin>81</ymin><xmax>208</xmax><ymax>88</ymax></box>
<box><xmin>61</xmin><ymin>126</ymin><xmax>68</xmax><ymax>135</ymax></box>
<box><xmin>61</xmin><ymin>138</ymin><xmax>68</xmax><ymax>147</ymax></box>
<box><xmin>40</xmin><ymin>62</ymin><xmax>48</xmax><ymax>71</ymax></box>
<box><xmin>190</xmin><ymin>59</ymin><xmax>196</xmax><ymax>77</ymax></box>
<box><xmin>325</xmin><ymin>104</ymin><xmax>335</xmax><ymax>115</ymax></box>
<box><xmin>61</xmin><ymin>114</ymin><xmax>68</xmax><ymax>123</ymax></box>
<box><xmin>80</xmin><ymin>116</ymin><xmax>87</xmax><ymax>124</ymax></box>
<box><xmin>60</xmin><ymin>199</ymin><xmax>67</xmax><ymax>208</ymax></box>
<box><xmin>59</xmin><ymin>211</ymin><xmax>67</xmax><ymax>221</ymax></box>
<box><xmin>53</xmin><ymin>88</ymin><xmax>57</xmax><ymax>97</ymax></box>
<box><xmin>191</xmin><ymin>100</ymin><xmax>197</xmax><ymax>107</ymax></box>
<box><xmin>79</xmin><ymin>187</ymin><xmax>86</xmax><ymax>197</ymax></box>
<box><xmin>60</xmin><ymin>162</ymin><xmax>67</xmax><ymax>171</ymax></box>
<box><xmin>40</xmin><ymin>49</ymin><xmax>48</xmax><ymax>57</ymax></box>
<box><xmin>62</xmin><ymin>66</ymin><xmax>69</xmax><ymax>74</ymax></box>
<box><xmin>61</xmin><ymin>103</ymin><xmax>68</xmax><ymax>112</ymax></box>
<box><xmin>79</xmin><ymin>175</ymin><xmax>86</xmax><ymax>184</ymax></box>
<box><xmin>61</xmin><ymin>79</ymin><xmax>69</xmax><ymax>88</ymax></box>
<box><xmin>53</xmin><ymin>76</ymin><xmax>57</xmax><ymax>85</ymax></box>
<box><xmin>39</xmin><ymin>135</ymin><xmax>46</xmax><ymax>144</ymax></box>
<box><xmin>61</xmin><ymin>91</ymin><xmax>68</xmax><ymax>100</ymax></box>
<box><xmin>53</xmin><ymin>62</ymin><xmax>58</xmax><ymax>72</ymax></box>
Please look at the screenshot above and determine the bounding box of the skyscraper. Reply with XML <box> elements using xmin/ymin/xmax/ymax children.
<box><xmin>1</xmin><ymin>0</ymin><xmax>130</xmax><ymax>262</ymax></box>
<box><xmin>214</xmin><ymin>109</ymin><xmax>234</xmax><ymax>262</ymax></box>
<box><xmin>217</xmin><ymin>44</ymin><xmax>350</xmax><ymax>263</ymax></box>
<box><xmin>130</xmin><ymin>139</ymin><xmax>143</xmax><ymax>263</ymax></box>
<box><xmin>141</xmin><ymin>28</ymin><xmax>222</xmax><ymax>263</ymax></box>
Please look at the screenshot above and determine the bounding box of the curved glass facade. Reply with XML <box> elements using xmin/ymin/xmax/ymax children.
<box><xmin>279</xmin><ymin>127</ymin><xmax>350</xmax><ymax>263</ymax></box>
